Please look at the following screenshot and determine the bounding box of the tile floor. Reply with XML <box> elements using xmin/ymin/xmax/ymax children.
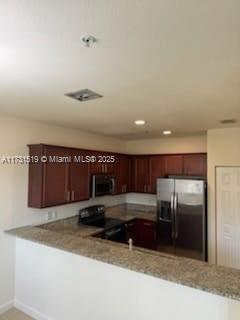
<box><xmin>0</xmin><ymin>308</ymin><xmax>34</xmax><ymax>320</ymax></box>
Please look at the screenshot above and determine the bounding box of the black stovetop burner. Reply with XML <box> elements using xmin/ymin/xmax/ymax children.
<box><xmin>78</xmin><ymin>205</ymin><xmax>124</xmax><ymax>231</ymax></box>
<box><xmin>84</xmin><ymin>217</ymin><xmax>124</xmax><ymax>230</ymax></box>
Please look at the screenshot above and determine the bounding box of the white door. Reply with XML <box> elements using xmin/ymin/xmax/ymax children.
<box><xmin>216</xmin><ymin>167</ymin><xmax>240</xmax><ymax>268</ymax></box>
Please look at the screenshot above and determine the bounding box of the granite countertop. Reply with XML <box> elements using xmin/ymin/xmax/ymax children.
<box><xmin>38</xmin><ymin>215</ymin><xmax>104</xmax><ymax>237</ymax></box>
<box><xmin>37</xmin><ymin>203</ymin><xmax>156</xmax><ymax>238</ymax></box>
<box><xmin>6</xmin><ymin>204</ymin><xmax>240</xmax><ymax>302</ymax></box>
<box><xmin>105</xmin><ymin>203</ymin><xmax>156</xmax><ymax>221</ymax></box>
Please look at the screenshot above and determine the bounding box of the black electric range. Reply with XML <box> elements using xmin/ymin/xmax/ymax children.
<box><xmin>78</xmin><ymin>205</ymin><xmax>126</xmax><ymax>242</ymax></box>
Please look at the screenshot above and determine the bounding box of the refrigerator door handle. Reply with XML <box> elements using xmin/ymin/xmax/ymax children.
<box><xmin>170</xmin><ymin>194</ymin><xmax>175</xmax><ymax>239</ymax></box>
<box><xmin>174</xmin><ymin>193</ymin><xmax>178</xmax><ymax>239</ymax></box>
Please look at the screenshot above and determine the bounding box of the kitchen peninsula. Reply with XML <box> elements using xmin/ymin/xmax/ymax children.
<box><xmin>7</xmin><ymin>203</ymin><xmax>240</xmax><ymax>320</ymax></box>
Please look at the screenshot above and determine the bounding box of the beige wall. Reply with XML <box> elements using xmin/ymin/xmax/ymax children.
<box><xmin>126</xmin><ymin>135</ymin><xmax>207</xmax><ymax>154</ymax></box>
<box><xmin>207</xmin><ymin>127</ymin><xmax>240</xmax><ymax>263</ymax></box>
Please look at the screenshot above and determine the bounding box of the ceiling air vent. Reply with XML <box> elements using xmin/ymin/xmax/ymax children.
<box><xmin>65</xmin><ymin>89</ymin><xmax>102</xmax><ymax>102</ymax></box>
<box><xmin>220</xmin><ymin>119</ymin><xmax>237</xmax><ymax>124</ymax></box>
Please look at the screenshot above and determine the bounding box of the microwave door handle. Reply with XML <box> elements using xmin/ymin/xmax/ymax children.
<box><xmin>111</xmin><ymin>177</ymin><xmax>115</xmax><ymax>194</ymax></box>
<box><xmin>92</xmin><ymin>175</ymin><xmax>96</xmax><ymax>198</ymax></box>
<box><xmin>170</xmin><ymin>194</ymin><xmax>175</xmax><ymax>239</ymax></box>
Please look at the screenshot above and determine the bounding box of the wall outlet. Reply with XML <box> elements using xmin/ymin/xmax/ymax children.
<box><xmin>46</xmin><ymin>211</ymin><xmax>57</xmax><ymax>221</ymax></box>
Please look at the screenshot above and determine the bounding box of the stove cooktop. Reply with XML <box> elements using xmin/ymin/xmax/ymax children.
<box><xmin>85</xmin><ymin>217</ymin><xmax>124</xmax><ymax>230</ymax></box>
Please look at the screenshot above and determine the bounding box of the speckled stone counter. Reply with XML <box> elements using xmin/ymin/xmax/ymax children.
<box><xmin>6</xmin><ymin>204</ymin><xmax>240</xmax><ymax>302</ymax></box>
<box><xmin>38</xmin><ymin>215</ymin><xmax>103</xmax><ymax>237</ymax></box>
<box><xmin>105</xmin><ymin>203</ymin><xmax>156</xmax><ymax>221</ymax></box>
<box><xmin>36</xmin><ymin>204</ymin><xmax>156</xmax><ymax>237</ymax></box>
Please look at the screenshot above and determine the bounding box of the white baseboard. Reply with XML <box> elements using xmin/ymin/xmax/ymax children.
<box><xmin>0</xmin><ymin>300</ymin><xmax>14</xmax><ymax>315</ymax></box>
<box><xmin>14</xmin><ymin>300</ymin><xmax>52</xmax><ymax>320</ymax></box>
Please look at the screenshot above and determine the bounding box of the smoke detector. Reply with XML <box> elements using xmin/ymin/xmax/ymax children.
<box><xmin>81</xmin><ymin>35</ymin><xmax>97</xmax><ymax>47</ymax></box>
<box><xmin>65</xmin><ymin>89</ymin><xmax>102</xmax><ymax>102</ymax></box>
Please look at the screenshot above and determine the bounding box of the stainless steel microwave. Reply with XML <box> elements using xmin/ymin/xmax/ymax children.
<box><xmin>92</xmin><ymin>174</ymin><xmax>116</xmax><ymax>198</ymax></box>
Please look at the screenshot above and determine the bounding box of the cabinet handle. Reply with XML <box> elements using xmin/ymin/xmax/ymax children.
<box><xmin>144</xmin><ymin>184</ymin><xmax>146</xmax><ymax>192</ymax></box>
<box><xmin>105</xmin><ymin>164</ymin><xmax>107</xmax><ymax>173</ymax></box>
<box><xmin>71</xmin><ymin>191</ymin><xmax>75</xmax><ymax>201</ymax></box>
<box><xmin>126</xmin><ymin>222</ymin><xmax>134</xmax><ymax>228</ymax></box>
<box><xmin>143</xmin><ymin>222</ymin><xmax>153</xmax><ymax>227</ymax></box>
<box><xmin>67</xmin><ymin>191</ymin><xmax>70</xmax><ymax>201</ymax></box>
<box><xmin>102</xmin><ymin>164</ymin><xmax>104</xmax><ymax>172</ymax></box>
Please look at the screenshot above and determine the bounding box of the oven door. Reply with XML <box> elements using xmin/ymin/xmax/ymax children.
<box><xmin>92</xmin><ymin>175</ymin><xmax>115</xmax><ymax>197</ymax></box>
<box><xmin>105</xmin><ymin>225</ymin><xmax>126</xmax><ymax>243</ymax></box>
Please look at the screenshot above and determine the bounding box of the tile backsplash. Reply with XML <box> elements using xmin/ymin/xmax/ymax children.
<box><xmin>126</xmin><ymin>193</ymin><xmax>157</xmax><ymax>206</ymax></box>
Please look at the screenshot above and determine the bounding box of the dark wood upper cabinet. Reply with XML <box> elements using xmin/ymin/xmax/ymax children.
<box><xmin>28</xmin><ymin>144</ymin><xmax>90</xmax><ymax>208</ymax></box>
<box><xmin>183</xmin><ymin>154</ymin><xmax>207</xmax><ymax>177</ymax></box>
<box><xmin>162</xmin><ymin>155</ymin><xmax>184</xmax><ymax>177</ymax></box>
<box><xmin>28</xmin><ymin>145</ymin><xmax>71</xmax><ymax>208</ymax></box>
<box><xmin>115</xmin><ymin>155</ymin><xmax>130</xmax><ymax>193</ymax></box>
<box><xmin>43</xmin><ymin>146</ymin><xmax>70</xmax><ymax>207</ymax></box>
<box><xmin>69</xmin><ymin>150</ymin><xmax>90</xmax><ymax>202</ymax></box>
<box><xmin>90</xmin><ymin>151</ymin><xmax>115</xmax><ymax>175</ymax></box>
<box><xmin>131</xmin><ymin>156</ymin><xmax>150</xmax><ymax>193</ymax></box>
<box><xmin>149</xmin><ymin>156</ymin><xmax>164</xmax><ymax>193</ymax></box>
<box><xmin>28</xmin><ymin>144</ymin><xmax>207</xmax><ymax>208</ymax></box>
<box><xmin>90</xmin><ymin>151</ymin><xmax>105</xmax><ymax>175</ymax></box>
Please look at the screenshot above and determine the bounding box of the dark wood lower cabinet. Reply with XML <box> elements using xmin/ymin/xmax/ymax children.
<box><xmin>125</xmin><ymin>219</ymin><xmax>157</xmax><ymax>250</ymax></box>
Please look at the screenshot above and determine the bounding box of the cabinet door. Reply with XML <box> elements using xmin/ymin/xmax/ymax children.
<box><xmin>163</xmin><ymin>155</ymin><xmax>183</xmax><ymax>177</ymax></box>
<box><xmin>70</xmin><ymin>150</ymin><xmax>90</xmax><ymax>201</ymax></box>
<box><xmin>90</xmin><ymin>151</ymin><xmax>105</xmax><ymax>174</ymax></box>
<box><xmin>90</xmin><ymin>151</ymin><xmax>115</xmax><ymax>174</ymax></box>
<box><xmin>183</xmin><ymin>154</ymin><xmax>207</xmax><ymax>177</ymax></box>
<box><xmin>134</xmin><ymin>219</ymin><xmax>157</xmax><ymax>250</ymax></box>
<box><xmin>115</xmin><ymin>155</ymin><xmax>130</xmax><ymax>193</ymax></box>
<box><xmin>43</xmin><ymin>147</ymin><xmax>70</xmax><ymax>207</ymax></box>
<box><xmin>132</xmin><ymin>157</ymin><xmax>149</xmax><ymax>193</ymax></box>
<box><xmin>149</xmin><ymin>156</ymin><xmax>164</xmax><ymax>193</ymax></box>
<box><xmin>125</xmin><ymin>220</ymin><xmax>135</xmax><ymax>242</ymax></box>
<box><xmin>104</xmin><ymin>152</ymin><xmax>115</xmax><ymax>174</ymax></box>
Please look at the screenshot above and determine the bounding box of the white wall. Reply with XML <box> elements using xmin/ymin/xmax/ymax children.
<box><xmin>207</xmin><ymin>128</ymin><xmax>240</xmax><ymax>264</ymax></box>
<box><xmin>15</xmin><ymin>239</ymin><xmax>240</xmax><ymax>320</ymax></box>
<box><xmin>0</xmin><ymin>114</ymin><xmax>126</xmax><ymax>311</ymax></box>
<box><xmin>126</xmin><ymin>135</ymin><xmax>207</xmax><ymax>154</ymax></box>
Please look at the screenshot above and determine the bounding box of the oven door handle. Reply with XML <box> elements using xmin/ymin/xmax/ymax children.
<box><xmin>105</xmin><ymin>227</ymin><xmax>123</xmax><ymax>238</ymax></box>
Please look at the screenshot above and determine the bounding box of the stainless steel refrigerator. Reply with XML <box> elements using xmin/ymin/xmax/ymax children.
<box><xmin>157</xmin><ymin>178</ymin><xmax>207</xmax><ymax>261</ymax></box>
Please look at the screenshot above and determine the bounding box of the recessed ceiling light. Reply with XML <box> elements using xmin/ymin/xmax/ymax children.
<box><xmin>134</xmin><ymin>120</ymin><xmax>145</xmax><ymax>125</ymax></box>
<box><xmin>163</xmin><ymin>130</ymin><xmax>172</xmax><ymax>135</ymax></box>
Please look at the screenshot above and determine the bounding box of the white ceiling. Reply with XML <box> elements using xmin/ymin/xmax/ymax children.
<box><xmin>1</xmin><ymin>0</ymin><xmax>240</xmax><ymax>139</ymax></box>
